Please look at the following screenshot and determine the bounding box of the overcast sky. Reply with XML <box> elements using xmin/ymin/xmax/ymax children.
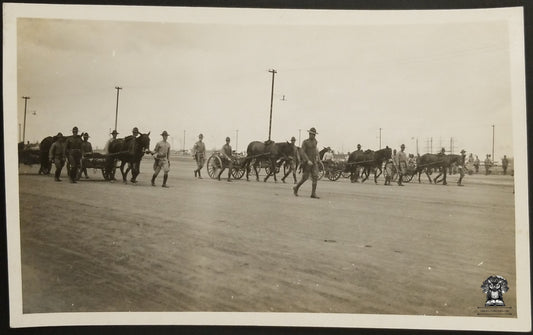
<box><xmin>16</xmin><ymin>10</ymin><xmax>516</xmax><ymax>158</ymax></box>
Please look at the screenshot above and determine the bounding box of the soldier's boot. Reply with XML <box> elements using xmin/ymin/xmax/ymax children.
<box><xmin>227</xmin><ymin>171</ymin><xmax>232</xmax><ymax>182</ymax></box>
<box><xmin>55</xmin><ymin>169</ymin><xmax>62</xmax><ymax>182</ymax></box>
<box><xmin>194</xmin><ymin>169</ymin><xmax>197</xmax><ymax>177</ymax></box>
<box><xmin>151</xmin><ymin>175</ymin><xmax>156</xmax><ymax>186</ymax></box>
<box><xmin>398</xmin><ymin>175</ymin><xmax>404</xmax><ymax>186</ymax></box>
<box><xmin>293</xmin><ymin>180</ymin><xmax>304</xmax><ymax>196</ymax></box>
<box><xmin>310</xmin><ymin>182</ymin><xmax>320</xmax><ymax>199</ymax></box>
<box><xmin>198</xmin><ymin>170</ymin><xmax>202</xmax><ymax>179</ymax></box>
<box><xmin>162</xmin><ymin>174</ymin><xmax>169</xmax><ymax>188</ymax></box>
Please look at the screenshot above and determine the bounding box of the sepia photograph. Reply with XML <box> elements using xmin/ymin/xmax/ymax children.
<box><xmin>3</xmin><ymin>2</ymin><xmax>530</xmax><ymax>331</ymax></box>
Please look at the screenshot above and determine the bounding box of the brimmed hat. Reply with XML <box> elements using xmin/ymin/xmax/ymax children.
<box><xmin>83</xmin><ymin>132</ymin><xmax>90</xmax><ymax>138</ymax></box>
<box><xmin>72</xmin><ymin>126</ymin><xmax>78</xmax><ymax>131</ymax></box>
<box><xmin>308</xmin><ymin>127</ymin><xmax>318</xmax><ymax>135</ymax></box>
<box><xmin>460</xmin><ymin>149</ymin><xmax>466</xmax><ymax>154</ymax></box>
<box><xmin>401</xmin><ymin>144</ymin><xmax>405</xmax><ymax>148</ymax></box>
<box><xmin>132</xmin><ymin>127</ymin><xmax>139</xmax><ymax>133</ymax></box>
<box><xmin>161</xmin><ymin>130</ymin><xmax>169</xmax><ymax>136</ymax></box>
<box><xmin>111</xmin><ymin>130</ymin><xmax>119</xmax><ymax>135</ymax></box>
<box><xmin>199</xmin><ymin>133</ymin><xmax>204</xmax><ymax>138</ymax></box>
<box><xmin>290</xmin><ymin>136</ymin><xmax>296</xmax><ymax>142</ymax></box>
<box><xmin>226</xmin><ymin>136</ymin><xmax>231</xmax><ymax>141</ymax></box>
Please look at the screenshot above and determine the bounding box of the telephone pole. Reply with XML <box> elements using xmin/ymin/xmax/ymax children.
<box><xmin>492</xmin><ymin>124</ymin><xmax>495</xmax><ymax>163</ymax></box>
<box><xmin>268</xmin><ymin>69</ymin><xmax>277</xmax><ymax>141</ymax></box>
<box><xmin>235</xmin><ymin>129</ymin><xmax>239</xmax><ymax>153</ymax></box>
<box><xmin>114</xmin><ymin>86</ymin><xmax>122</xmax><ymax>132</ymax></box>
<box><xmin>21</xmin><ymin>96</ymin><xmax>30</xmax><ymax>143</ymax></box>
<box><xmin>379</xmin><ymin>128</ymin><xmax>382</xmax><ymax>149</ymax></box>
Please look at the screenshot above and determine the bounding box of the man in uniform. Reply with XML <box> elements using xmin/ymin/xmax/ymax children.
<box><xmin>151</xmin><ymin>130</ymin><xmax>171</xmax><ymax>188</ymax></box>
<box><xmin>502</xmin><ymin>155</ymin><xmax>509</xmax><ymax>175</ymax></box>
<box><xmin>281</xmin><ymin>136</ymin><xmax>300</xmax><ymax>184</ymax></box>
<box><xmin>457</xmin><ymin>149</ymin><xmax>467</xmax><ymax>186</ymax></box>
<box><xmin>396</xmin><ymin>144</ymin><xmax>408</xmax><ymax>186</ymax></box>
<box><xmin>354</xmin><ymin>144</ymin><xmax>363</xmax><ymax>179</ymax></box>
<box><xmin>218</xmin><ymin>137</ymin><xmax>233</xmax><ymax>182</ymax></box>
<box><xmin>193</xmin><ymin>133</ymin><xmax>206</xmax><ymax>178</ymax></box>
<box><xmin>48</xmin><ymin>132</ymin><xmax>66</xmax><ymax>182</ymax></box>
<box><xmin>80</xmin><ymin>132</ymin><xmax>93</xmax><ymax>179</ymax></box>
<box><xmin>293</xmin><ymin>127</ymin><xmax>320</xmax><ymax>199</ymax></box>
<box><xmin>65</xmin><ymin>126</ymin><xmax>83</xmax><ymax>183</ymax></box>
<box><xmin>484</xmin><ymin>154</ymin><xmax>492</xmax><ymax>175</ymax></box>
<box><xmin>132</xmin><ymin>127</ymin><xmax>140</xmax><ymax>138</ymax></box>
<box><xmin>103</xmin><ymin>130</ymin><xmax>119</xmax><ymax>181</ymax></box>
<box><xmin>474</xmin><ymin>155</ymin><xmax>480</xmax><ymax>173</ymax></box>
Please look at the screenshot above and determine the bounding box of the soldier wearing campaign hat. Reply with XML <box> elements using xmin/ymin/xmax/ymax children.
<box><xmin>49</xmin><ymin>132</ymin><xmax>67</xmax><ymax>182</ymax></box>
<box><xmin>281</xmin><ymin>136</ymin><xmax>300</xmax><ymax>184</ymax></box>
<box><xmin>151</xmin><ymin>130</ymin><xmax>171</xmax><ymax>188</ymax></box>
<box><xmin>193</xmin><ymin>133</ymin><xmax>206</xmax><ymax>178</ymax></box>
<box><xmin>65</xmin><ymin>126</ymin><xmax>83</xmax><ymax>183</ymax></box>
<box><xmin>293</xmin><ymin>127</ymin><xmax>320</xmax><ymax>199</ymax></box>
<box><xmin>80</xmin><ymin>132</ymin><xmax>93</xmax><ymax>179</ymax></box>
<box><xmin>217</xmin><ymin>136</ymin><xmax>233</xmax><ymax>182</ymax></box>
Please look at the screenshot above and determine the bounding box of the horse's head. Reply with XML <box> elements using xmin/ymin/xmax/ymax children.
<box><xmin>377</xmin><ymin>146</ymin><xmax>392</xmax><ymax>161</ymax></box>
<box><xmin>137</xmin><ymin>132</ymin><xmax>151</xmax><ymax>152</ymax></box>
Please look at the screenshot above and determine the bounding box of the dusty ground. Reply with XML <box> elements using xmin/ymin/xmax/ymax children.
<box><xmin>17</xmin><ymin>157</ymin><xmax>516</xmax><ymax>316</ymax></box>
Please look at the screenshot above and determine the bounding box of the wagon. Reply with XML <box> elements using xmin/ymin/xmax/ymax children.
<box><xmin>206</xmin><ymin>152</ymin><xmax>247</xmax><ymax>180</ymax></box>
<box><xmin>322</xmin><ymin>160</ymin><xmax>344</xmax><ymax>181</ymax></box>
<box><xmin>68</xmin><ymin>152</ymin><xmax>117</xmax><ymax>181</ymax></box>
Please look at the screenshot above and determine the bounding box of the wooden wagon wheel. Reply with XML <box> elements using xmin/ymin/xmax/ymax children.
<box><xmin>326</xmin><ymin>169</ymin><xmax>342</xmax><ymax>181</ymax></box>
<box><xmin>207</xmin><ymin>154</ymin><xmax>223</xmax><ymax>179</ymax></box>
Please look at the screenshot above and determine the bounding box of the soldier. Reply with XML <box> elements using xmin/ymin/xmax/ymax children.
<box><xmin>48</xmin><ymin>133</ymin><xmax>66</xmax><ymax>182</ymax></box>
<box><xmin>192</xmin><ymin>133</ymin><xmax>206</xmax><ymax>179</ymax></box>
<box><xmin>484</xmin><ymin>154</ymin><xmax>492</xmax><ymax>175</ymax></box>
<box><xmin>474</xmin><ymin>155</ymin><xmax>480</xmax><ymax>173</ymax></box>
<box><xmin>132</xmin><ymin>127</ymin><xmax>140</xmax><ymax>138</ymax></box>
<box><xmin>151</xmin><ymin>131</ymin><xmax>171</xmax><ymax>188</ymax></box>
<box><xmin>502</xmin><ymin>155</ymin><xmax>509</xmax><ymax>175</ymax></box>
<box><xmin>397</xmin><ymin>144</ymin><xmax>408</xmax><ymax>186</ymax></box>
<box><xmin>65</xmin><ymin>126</ymin><xmax>83</xmax><ymax>183</ymax></box>
<box><xmin>217</xmin><ymin>137</ymin><xmax>233</xmax><ymax>182</ymax></box>
<box><xmin>293</xmin><ymin>127</ymin><xmax>320</xmax><ymax>199</ymax></box>
<box><xmin>354</xmin><ymin>144</ymin><xmax>363</xmax><ymax>179</ymax></box>
<box><xmin>457</xmin><ymin>149</ymin><xmax>467</xmax><ymax>186</ymax></box>
<box><xmin>103</xmin><ymin>130</ymin><xmax>119</xmax><ymax>181</ymax></box>
<box><xmin>281</xmin><ymin>136</ymin><xmax>300</xmax><ymax>184</ymax></box>
<box><xmin>80</xmin><ymin>132</ymin><xmax>93</xmax><ymax>179</ymax></box>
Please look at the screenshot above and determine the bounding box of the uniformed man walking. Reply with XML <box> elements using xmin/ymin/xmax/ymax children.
<box><xmin>397</xmin><ymin>144</ymin><xmax>408</xmax><ymax>186</ymax></box>
<box><xmin>151</xmin><ymin>131</ymin><xmax>171</xmax><ymax>188</ymax></box>
<box><xmin>293</xmin><ymin>127</ymin><xmax>320</xmax><ymax>199</ymax></box>
<box><xmin>65</xmin><ymin>126</ymin><xmax>83</xmax><ymax>183</ymax></box>
<box><xmin>193</xmin><ymin>133</ymin><xmax>206</xmax><ymax>179</ymax></box>
<box><xmin>80</xmin><ymin>132</ymin><xmax>93</xmax><ymax>179</ymax></box>
<box><xmin>104</xmin><ymin>130</ymin><xmax>119</xmax><ymax>181</ymax></box>
<box><xmin>218</xmin><ymin>137</ymin><xmax>233</xmax><ymax>182</ymax></box>
<box><xmin>48</xmin><ymin>132</ymin><xmax>66</xmax><ymax>182</ymax></box>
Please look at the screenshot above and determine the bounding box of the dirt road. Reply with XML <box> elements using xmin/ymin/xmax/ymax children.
<box><xmin>18</xmin><ymin>157</ymin><xmax>516</xmax><ymax>316</ymax></box>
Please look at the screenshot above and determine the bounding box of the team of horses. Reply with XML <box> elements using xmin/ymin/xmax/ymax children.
<box><xmin>25</xmin><ymin>134</ymin><xmax>465</xmax><ymax>186</ymax></box>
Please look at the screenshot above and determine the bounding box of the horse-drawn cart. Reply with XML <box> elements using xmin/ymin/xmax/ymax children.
<box><xmin>206</xmin><ymin>152</ymin><xmax>247</xmax><ymax>180</ymax></box>
<box><xmin>68</xmin><ymin>152</ymin><xmax>117</xmax><ymax>181</ymax></box>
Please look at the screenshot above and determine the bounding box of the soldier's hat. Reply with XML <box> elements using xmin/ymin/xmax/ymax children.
<box><xmin>72</xmin><ymin>126</ymin><xmax>78</xmax><ymax>131</ymax></box>
<box><xmin>83</xmin><ymin>132</ymin><xmax>90</xmax><ymax>138</ymax></box>
<box><xmin>401</xmin><ymin>144</ymin><xmax>405</xmax><ymax>148</ymax></box>
<box><xmin>161</xmin><ymin>130</ymin><xmax>169</xmax><ymax>136</ymax></box>
<box><xmin>290</xmin><ymin>136</ymin><xmax>296</xmax><ymax>142</ymax></box>
<box><xmin>308</xmin><ymin>127</ymin><xmax>318</xmax><ymax>135</ymax></box>
<box><xmin>460</xmin><ymin>149</ymin><xmax>466</xmax><ymax>154</ymax></box>
<box><xmin>199</xmin><ymin>133</ymin><xmax>204</xmax><ymax>138</ymax></box>
<box><xmin>357</xmin><ymin>143</ymin><xmax>361</xmax><ymax>148</ymax></box>
<box><xmin>111</xmin><ymin>130</ymin><xmax>119</xmax><ymax>135</ymax></box>
<box><xmin>132</xmin><ymin>127</ymin><xmax>139</xmax><ymax>133</ymax></box>
<box><xmin>226</xmin><ymin>136</ymin><xmax>231</xmax><ymax>141</ymax></box>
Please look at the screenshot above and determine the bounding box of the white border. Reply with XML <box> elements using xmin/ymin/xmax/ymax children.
<box><xmin>3</xmin><ymin>3</ymin><xmax>530</xmax><ymax>331</ymax></box>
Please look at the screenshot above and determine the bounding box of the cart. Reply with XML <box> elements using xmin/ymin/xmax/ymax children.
<box><xmin>68</xmin><ymin>152</ymin><xmax>117</xmax><ymax>181</ymax></box>
<box><xmin>206</xmin><ymin>152</ymin><xmax>247</xmax><ymax>180</ymax></box>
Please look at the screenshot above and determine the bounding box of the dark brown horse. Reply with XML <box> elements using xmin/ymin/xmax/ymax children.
<box><xmin>346</xmin><ymin>147</ymin><xmax>392</xmax><ymax>183</ymax></box>
<box><xmin>38</xmin><ymin>136</ymin><xmax>56</xmax><ymax>174</ymax></box>
<box><xmin>108</xmin><ymin>133</ymin><xmax>151</xmax><ymax>183</ymax></box>
<box><xmin>244</xmin><ymin>140</ymin><xmax>295</xmax><ymax>182</ymax></box>
<box><xmin>433</xmin><ymin>154</ymin><xmax>465</xmax><ymax>185</ymax></box>
<box><xmin>416</xmin><ymin>153</ymin><xmax>464</xmax><ymax>185</ymax></box>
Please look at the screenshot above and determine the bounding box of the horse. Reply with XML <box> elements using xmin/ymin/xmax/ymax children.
<box><xmin>346</xmin><ymin>147</ymin><xmax>391</xmax><ymax>183</ymax></box>
<box><xmin>108</xmin><ymin>132</ymin><xmax>151</xmax><ymax>184</ymax></box>
<box><xmin>38</xmin><ymin>136</ymin><xmax>56</xmax><ymax>174</ymax></box>
<box><xmin>243</xmin><ymin>140</ymin><xmax>295</xmax><ymax>182</ymax></box>
<box><xmin>433</xmin><ymin>154</ymin><xmax>465</xmax><ymax>185</ymax></box>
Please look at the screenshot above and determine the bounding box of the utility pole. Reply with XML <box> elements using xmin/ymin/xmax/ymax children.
<box><xmin>21</xmin><ymin>96</ymin><xmax>30</xmax><ymax>144</ymax></box>
<box><xmin>379</xmin><ymin>128</ymin><xmax>382</xmax><ymax>149</ymax></box>
<box><xmin>114</xmin><ymin>86</ymin><xmax>122</xmax><ymax>132</ymax></box>
<box><xmin>450</xmin><ymin>137</ymin><xmax>453</xmax><ymax>154</ymax></box>
<box><xmin>183</xmin><ymin>130</ymin><xmax>186</xmax><ymax>153</ymax></box>
<box><xmin>268</xmin><ymin>69</ymin><xmax>277</xmax><ymax>141</ymax></box>
<box><xmin>430</xmin><ymin>137</ymin><xmax>433</xmax><ymax>154</ymax></box>
<box><xmin>236</xmin><ymin>129</ymin><xmax>239</xmax><ymax>153</ymax></box>
<box><xmin>416</xmin><ymin>137</ymin><xmax>419</xmax><ymax>155</ymax></box>
<box><xmin>492</xmin><ymin>124</ymin><xmax>495</xmax><ymax>163</ymax></box>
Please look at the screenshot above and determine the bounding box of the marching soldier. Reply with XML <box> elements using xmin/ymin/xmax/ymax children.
<box><xmin>193</xmin><ymin>133</ymin><xmax>206</xmax><ymax>179</ymax></box>
<box><xmin>103</xmin><ymin>130</ymin><xmax>119</xmax><ymax>181</ymax></box>
<box><xmin>218</xmin><ymin>137</ymin><xmax>233</xmax><ymax>182</ymax></box>
<box><xmin>397</xmin><ymin>144</ymin><xmax>408</xmax><ymax>186</ymax></box>
<box><xmin>65</xmin><ymin>126</ymin><xmax>83</xmax><ymax>183</ymax></box>
<box><xmin>80</xmin><ymin>132</ymin><xmax>93</xmax><ymax>179</ymax></box>
<box><xmin>151</xmin><ymin>131</ymin><xmax>171</xmax><ymax>188</ymax></box>
<box><xmin>48</xmin><ymin>133</ymin><xmax>66</xmax><ymax>182</ymax></box>
<box><xmin>293</xmin><ymin>127</ymin><xmax>320</xmax><ymax>199</ymax></box>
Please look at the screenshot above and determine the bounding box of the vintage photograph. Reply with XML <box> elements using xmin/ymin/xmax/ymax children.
<box><xmin>4</xmin><ymin>3</ymin><xmax>530</xmax><ymax>331</ymax></box>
